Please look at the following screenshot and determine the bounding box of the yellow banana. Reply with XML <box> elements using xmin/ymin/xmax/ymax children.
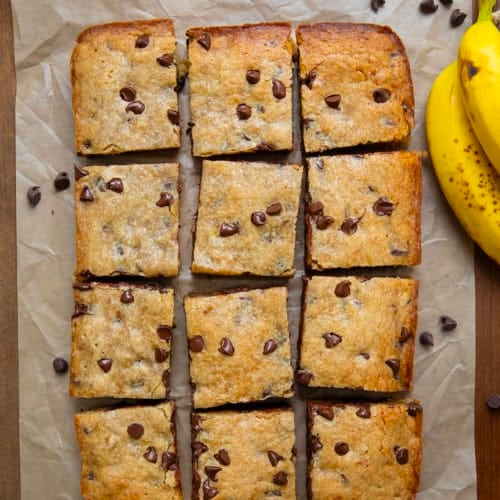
<box><xmin>426</xmin><ymin>61</ymin><xmax>500</xmax><ymax>264</ymax></box>
<box><xmin>458</xmin><ymin>0</ymin><xmax>500</xmax><ymax>175</ymax></box>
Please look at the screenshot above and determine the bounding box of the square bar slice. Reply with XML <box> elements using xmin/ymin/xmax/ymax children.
<box><xmin>74</xmin><ymin>401</ymin><xmax>181</xmax><ymax>499</ymax></box>
<box><xmin>185</xmin><ymin>287</ymin><xmax>294</xmax><ymax>408</ymax></box>
<box><xmin>307</xmin><ymin>400</ymin><xmax>423</xmax><ymax>499</ymax></box>
<box><xmin>74</xmin><ymin>163</ymin><xmax>179</xmax><ymax>278</ymax></box>
<box><xmin>192</xmin><ymin>160</ymin><xmax>302</xmax><ymax>277</ymax></box>
<box><xmin>71</xmin><ymin>19</ymin><xmax>180</xmax><ymax>155</ymax></box>
<box><xmin>306</xmin><ymin>152</ymin><xmax>421</xmax><ymax>270</ymax></box>
<box><xmin>70</xmin><ymin>283</ymin><xmax>174</xmax><ymax>399</ymax></box>
<box><xmin>187</xmin><ymin>23</ymin><xmax>294</xmax><ymax>156</ymax></box>
<box><xmin>192</xmin><ymin>408</ymin><xmax>296</xmax><ymax>499</ymax></box>
<box><xmin>297</xmin><ymin>276</ymin><xmax>418</xmax><ymax>392</ymax></box>
<box><xmin>297</xmin><ymin>23</ymin><xmax>415</xmax><ymax>153</ymax></box>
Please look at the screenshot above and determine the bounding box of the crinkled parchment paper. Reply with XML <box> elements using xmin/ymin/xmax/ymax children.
<box><xmin>14</xmin><ymin>0</ymin><xmax>476</xmax><ymax>498</ymax></box>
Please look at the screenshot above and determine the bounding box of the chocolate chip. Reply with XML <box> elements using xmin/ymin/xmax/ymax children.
<box><xmin>192</xmin><ymin>414</ymin><xmax>203</xmax><ymax>435</ymax></box>
<box><xmin>214</xmin><ymin>448</ymin><xmax>230</xmax><ymax>466</ymax></box>
<box><xmin>54</xmin><ymin>172</ymin><xmax>70</xmax><ymax>191</ymax></box>
<box><xmin>157</xmin><ymin>53</ymin><xmax>174</xmax><ymax>67</ymax></box>
<box><xmin>291</xmin><ymin>445</ymin><xmax>297</xmax><ymax>458</ymax></box>
<box><xmin>218</xmin><ymin>337</ymin><xmax>235</xmax><ymax>356</ymax></box>
<box><xmin>356</xmin><ymin>405</ymin><xmax>371</xmax><ymax>418</ymax></box>
<box><xmin>246</xmin><ymin>69</ymin><xmax>260</xmax><ymax>84</ymax></box>
<box><xmin>236</xmin><ymin>103</ymin><xmax>252</xmax><ymax>120</ymax></box>
<box><xmin>394</xmin><ymin>446</ymin><xmax>409</xmax><ymax>464</ymax></box>
<box><xmin>157</xmin><ymin>325</ymin><xmax>172</xmax><ymax>342</ymax></box>
<box><xmin>334</xmin><ymin>280</ymin><xmax>351</xmax><ymax>298</ymax></box>
<box><xmin>359</xmin><ymin>352</ymin><xmax>370</xmax><ymax>359</ymax></box>
<box><xmin>97</xmin><ymin>358</ymin><xmax>112</xmax><ymax>373</ymax></box>
<box><xmin>119</xmin><ymin>87</ymin><xmax>136</xmax><ymax>102</ymax></box>
<box><xmin>419</xmin><ymin>331</ymin><xmax>434</xmax><ymax>346</ymax></box>
<box><xmin>86</xmin><ymin>472</ymin><xmax>95</xmax><ymax>481</ymax></box>
<box><xmin>486</xmin><ymin>393</ymin><xmax>500</xmax><ymax>409</ymax></box>
<box><xmin>193</xmin><ymin>470</ymin><xmax>202</xmax><ymax>492</ymax></box>
<box><xmin>72</xmin><ymin>302</ymin><xmax>90</xmax><ymax>318</ymax></box>
<box><xmin>450</xmin><ymin>9</ymin><xmax>467</xmax><ymax>27</ymax></box>
<box><xmin>314</xmin><ymin>404</ymin><xmax>334</xmax><ymax>421</ymax></box>
<box><xmin>420</xmin><ymin>0</ymin><xmax>439</xmax><ymax>14</ymax></box>
<box><xmin>135</xmin><ymin>35</ymin><xmax>149</xmax><ymax>48</ymax></box>
<box><xmin>263</xmin><ymin>339</ymin><xmax>278</xmax><ymax>355</ymax></box>
<box><xmin>295</xmin><ymin>369</ymin><xmax>314</xmax><ymax>385</ymax></box>
<box><xmin>127</xmin><ymin>422</ymin><xmax>144</xmax><ymax>439</ymax></box>
<box><xmin>407</xmin><ymin>401</ymin><xmax>423</xmax><ymax>417</ymax></box>
<box><xmin>341</xmin><ymin>213</ymin><xmax>364</xmax><ymax>235</ymax></box>
<box><xmin>120</xmin><ymin>289</ymin><xmax>134</xmax><ymax>304</ymax></box>
<box><xmin>162</xmin><ymin>370</ymin><xmax>170</xmax><ymax>391</ymax></box>
<box><xmin>304</xmin><ymin>71</ymin><xmax>317</xmax><ymax>89</ymax></box>
<box><xmin>106</xmin><ymin>178</ymin><xmax>123</xmax><ymax>193</ymax></box>
<box><xmin>266</xmin><ymin>202</ymin><xmax>282</xmax><ymax>216</ymax></box>
<box><xmin>205</xmin><ymin>465</ymin><xmax>222</xmax><ymax>481</ymax></box>
<box><xmin>193</xmin><ymin>442</ymin><xmax>209</xmax><ymax>461</ymax></box>
<box><xmin>373</xmin><ymin>196</ymin><xmax>395</xmax><ymax>216</ymax></box>
<box><xmin>53</xmin><ymin>357</ymin><xmax>68</xmax><ymax>374</ymax></box>
<box><xmin>371</xmin><ymin>0</ymin><xmax>386</xmax><ymax>12</ymax></box>
<box><xmin>335</xmin><ymin>442</ymin><xmax>349</xmax><ymax>456</ymax></box>
<box><xmin>323</xmin><ymin>332</ymin><xmax>342</xmax><ymax>348</ymax></box>
<box><xmin>273</xmin><ymin>471</ymin><xmax>288</xmax><ymax>486</ymax></box>
<box><xmin>143</xmin><ymin>446</ymin><xmax>158</xmax><ymax>463</ymax></box>
<box><xmin>440</xmin><ymin>0</ymin><xmax>453</xmax><ymax>5</ymax></box>
<box><xmin>399</xmin><ymin>326</ymin><xmax>412</xmax><ymax>343</ymax></box>
<box><xmin>316</xmin><ymin>215</ymin><xmax>334</xmax><ymax>230</ymax></box>
<box><xmin>267</xmin><ymin>450</ymin><xmax>284</xmax><ymax>467</ymax></box>
<box><xmin>310</xmin><ymin>434</ymin><xmax>323</xmax><ymax>452</ymax></box>
<box><xmin>27</xmin><ymin>186</ymin><xmax>41</xmax><ymax>207</ymax></box>
<box><xmin>439</xmin><ymin>315</ymin><xmax>457</xmax><ymax>331</ymax></box>
<box><xmin>155</xmin><ymin>348</ymin><xmax>168</xmax><ymax>362</ymax></box>
<box><xmin>219</xmin><ymin>222</ymin><xmax>239</xmax><ymax>237</ymax></box>
<box><xmin>161</xmin><ymin>451</ymin><xmax>177</xmax><ymax>471</ymax></box>
<box><xmin>325</xmin><ymin>94</ymin><xmax>341</xmax><ymax>109</ymax></box>
<box><xmin>75</xmin><ymin>165</ymin><xmax>89</xmax><ymax>181</ymax></box>
<box><xmin>251</xmin><ymin>211</ymin><xmax>266</xmax><ymax>226</ymax></box>
<box><xmin>154</xmin><ymin>191</ymin><xmax>174</xmax><ymax>208</ymax></box>
<box><xmin>197</xmin><ymin>32</ymin><xmax>211</xmax><ymax>50</ymax></box>
<box><xmin>391</xmin><ymin>248</ymin><xmax>409</xmax><ymax>256</ymax></box>
<box><xmin>308</xmin><ymin>201</ymin><xmax>324</xmax><ymax>215</ymax></box>
<box><xmin>203</xmin><ymin>479</ymin><xmax>219</xmax><ymax>499</ymax></box>
<box><xmin>125</xmin><ymin>100</ymin><xmax>145</xmax><ymax>115</ymax></box>
<box><xmin>385</xmin><ymin>358</ymin><xmax>400</xmax><ymax>377</ymax></box>
<box><xmin>272</xmin><ymin>79</ymin><xmax>286</xmax><ymax>99</ymax></box>
<box><xmin>80</xmin><ymin>186</ymin><xmax>94</xmax><ymax>202</ymax></box>
<box><xmin>189</xmin><ymin>335</ymin><xmax>205</xmax><ymax>353</ymax></box>
<box><xmin>373</xmin><ymin>88</ymin><xmax>391</xmax><ymax>103</ymax></box>
<box><xmin>167</xmin><ymin>109</ymin><xmax>180</xmax><ymax>125</ymax></box>
<box><xmin>256</xmin><ymin>142</ymin><xmax>275</xmax><ymax>151</ymax></box>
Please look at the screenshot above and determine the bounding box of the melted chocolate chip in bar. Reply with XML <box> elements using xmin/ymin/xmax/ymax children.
<box><xmin>263</xmin><ymin>339</ymin><xmax>278</xmax><ymax>355</ymax></box>
<box><xmin>407</xmin><ymin>401</ymin><xmax>423</xmax><ymax>417</ymax></box>
<box><xmin>127</xmin><ymin>422</ymin><xmax>144</xmax><ymax>439</ymax></box>
<box><xmin>203</xmin><ymin>479</ymin><xmax>219</xmax><ymax>499</ymax></box>
<box><xmin>273</xmin><ymin>471</ymin><xmax>288</xmax><ymax>486</ymax></box>
<box><xmin>295</xmin><ymin>369</ymin><xmax>314</xmax><ymax>385</ymax></box>
<box><xmin>268</xmin><ymin>450</ymin><xmax>284</xmax><ymax>467</ymax></box>
<box><xmin>120</xmin><ymin>289</ymin><xmax>134</xmax><ymax>303</ymax></box>
<box><xmin>135</xmin><ymin>35</ymin><xmax>150</xmax><ymax>48</ymax></box>
<box><xmin>373</xmin><ymin>88</ymin><xmax>391</xmax><ymax>103</ymax></box>
<box><xmin>161</xmin><ymin>451</ymin><xmax>177</xmax><ymax>471</ymax></box>
<box><xmin>205</xmin><ymin>465</ymin><xmax>222</xmax><ymax>482</ymax></box>
<box><xmin>303</xmin><ymin>71</ymin><xmax>317</xmax><ymax>89</ymax></box>
<box><xmin>80</xmin><ymin>186</ymin><xmax>94</xmax><ymax>202</ymax></box>
<box><xmin>156</xmin><ymin>191</ymin><xmax>174</xmax><ymax>207</ymax></box>
<box><xmin>322</xmin><ymin>332</ymin><xmax>342</xmax><ymax>348</ymax></box>
<box><xmin>155</xmin><ymin>348</ymin><xmax>168</xmax><ymax>362</ymax></box>
<box><xmin>157</xmin><ymin>325</ymin><xmax>172</xmax><ymax>342</ymax></box>
<box><xmin>218</xmin><ymin>337</ymin><xmax>235</xmax><ymax>356</ymax></box>
<box><xmin>356</xmin><ymin>405</ymin><xmax>371</xmax><ymax>419</ymax></box>
<box><xmin>214</xmin><ymin>448</ymin><xmax>230</xmax><ymax>466</ymax></box>
<box><xmin>97</xmin><ymin>358</ymin><xmax>113</xmax><ymax>373</ymax></box>
<box><xmin>272</xmin><ymin>79</ymin><xmax>286</xmax><ymax>99</ymax></box>
<box><xmin>325</xmin><ymin>94</ymin><xmax>341</xmax><ymax>109</ymax></box>
<box><xmin>394</xmin><ymin>446</ymin><xmax>409</xmax><ymax>464</ymax></box>
<box><xmin>385</xmin><ymin>358</ymin><xmax>400</xmax><ymax>377</ymax></box>
<box><xmin>373</xmin><ymin>196</ymin><xmax>395</xmax><ymax>216</ymax></box>
<box><xmin>126</xmin><ymin>101</ymin><xmax>145</xmax><ymax>114</ymax></box>
<box><xmin>266</xmin><ymin>202</ymin><xmax>282</xmax><ymax>216</ymax></box>
<box><xmin>190</xmin><ymin>335</ymin><xmax>205</xmax><ymax>353</ymax></box>
<box><xmin>334</xmin><ymin>280</ymin><xmax>351</xmax><ymax>298</ymax></box>
<box><xmin>143</xmin><ymin>446</ymin><xmax>158</xmax><ymax>463</ymax></box>
<box><xmin>119</xmin><ymin>87</ymin><xmax>136</xmax><ymax>102</ymax></box>
<box><xmin>316</xmin><ymin>215</ymin><xmax>334</xmax><ymax>230</ymax></box>
<box><xmin>236</xmin><ymin>103</ymin><xmax>252</xmax><ymax>120</ymax></box>
<box><xmin>309</xmin><ymin>434</ymin><xmax>323</xmax><ymax>452</ymax></box>
<box><xmin>246</xmin><ymin>69</ymin><xmax>260</xmax><ymax>84</ymax></box>
<box><xmin>167</xmin><ymin>109</ymin><xmax>180</xmax><ymax>125</ymax></box>
<box><xmin>75</xmin><ymin>165</ymin><xmax>89</xmax><ymax>180</ymax></box>
<box><xmin>219</xmin><ymin>222</ymin><xmax>240</xmax><ymax>237</ymax></box>
<box><xmin>72</xmin><ymin>302</ymin><xmax>90</xmax><ymax>318</ymax></box>
<box><xmin>157</xmin><ymin>53</ymin><xmax>174</xmax><ymax>67</ymax></box>
<box><xmin>251</xmin><ymin>211</ymin><xmax>266</xmax><ymax>226</ymax></box>
<box><xmin>106</xmin><ymin>178</ymin><xmax>124</xmax><ymax>193</ymax></box>
<box><xmin>313</xmin><ymin>404</ymin><xmax>334</xmax><ymax>421</ymax></box>
<box><xmin>197</xmin><ymin>32</ymin><xmax>211</xmax><ymax>51</ymax></box>
<box><xmin>335</xmin><ymin>441</ymin><xmax>349</xmax><ymax>455</ymax></box>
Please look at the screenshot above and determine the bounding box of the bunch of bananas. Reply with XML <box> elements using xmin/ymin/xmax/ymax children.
<box><xmin>426</xmin><ymin>0</ymin><xmax>500</xmax><ymax>264</ymax></box>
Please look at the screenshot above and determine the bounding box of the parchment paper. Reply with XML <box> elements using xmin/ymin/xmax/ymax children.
<box><xmin>14</xmin><ymin>0</ymin><xmax>476</xmax><ymax>498</ymax></box>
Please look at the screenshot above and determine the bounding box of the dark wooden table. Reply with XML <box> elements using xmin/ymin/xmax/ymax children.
<box><xmin>1</xmin><ymin>0</ymin><xmax>499</xmax><ymax>497</ymax></box>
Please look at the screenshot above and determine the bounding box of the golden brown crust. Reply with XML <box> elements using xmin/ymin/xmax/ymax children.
<box><xmin>75</xmin><ymin>402</ymin><xmax>182</xmax><ymax>500</ymax></box>
<box><xmin>71</xmin><ymin>19</ymin><xmax>179</xmax><ymax>155</ymax></box>
<box><xmin>192</xmin><ymin>408</ymin><xmax>296</xmax><ymax>499</ymax></box>
<box><xmin>69</xmin><ymin>283</ymin><xmax>174</xmax><ymax>399</ymax></box>
<box><xmin>191</xmin><ymin>160</ymin><xmax>302</xmax><ymax>276</ymax></box>
<box><xmin>184</xmin><ymin>287</ymin><xmax>294</xmax><ymax>408</ymax></box>
<box><xmin>298</xmin><ymin>276</ymin><xmax>418</xmax><ymax>392</ymax></box>
<box><xmin>307</xmin><ymin>400</ymin><xmax>422</xmax><ymax>499</ymax></box>
<box><xmin>306</xmin><ymin>152</ymin><xmax>422</xmax><ymax>269</ymax></box>
<box><xmin>187</xmin><ymin>23</ymin><xmax>294</xmax><ymax>156</ymax></box>
<box><xmin>297</xmin><ymin>22</ymin><xmax>415</xmax><ymax>152</ymax></box>
<box><xmin>74</xmin><ymin>163</ymin><xmax>180</xmax><ymax>278</ymax></box>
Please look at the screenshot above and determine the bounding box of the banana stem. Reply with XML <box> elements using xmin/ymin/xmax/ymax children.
<box><xmin>478</xmin><ymin>0</ymin><xmax>495</xmax><ymax>22</ymax></box>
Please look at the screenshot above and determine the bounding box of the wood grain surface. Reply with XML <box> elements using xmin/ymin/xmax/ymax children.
<box><xmin>0</xmin><ymin>0</ymin><xmax>19</xmax><ymax>498</ymax></box>
<box><xmin>0</xmin><ymin>1</ymin><xmax>499</xmax><ymax>498</ymax></box>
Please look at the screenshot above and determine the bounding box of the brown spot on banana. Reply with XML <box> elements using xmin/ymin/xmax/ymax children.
<box><xmin>467</xmin><ymin>61</ymin><xmax>479</xmax><ymax>79</ymax></box>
